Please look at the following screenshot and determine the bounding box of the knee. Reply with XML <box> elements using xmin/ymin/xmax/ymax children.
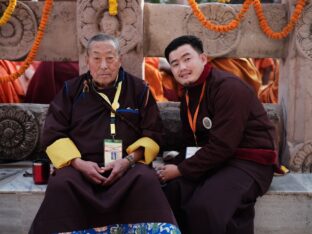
<box><xmin>133</xmin><ymin>164</ymin><xmax>158</xmax><ymax>183</ymax></box>
<box><xmin>46</xmin><ymin>167</ymin><xmax>79</xmax><ymax>193</ymax></box>
<box><xmin>187</xmin><ymin>199</ymin><xmax>222</xmax><ymax>224</ymax></box>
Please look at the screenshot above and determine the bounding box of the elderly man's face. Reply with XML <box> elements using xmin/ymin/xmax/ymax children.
<box><xmin>86</xmin><ymin>40</ymin><xmax>121</xmax><ymax>88</ymax></box>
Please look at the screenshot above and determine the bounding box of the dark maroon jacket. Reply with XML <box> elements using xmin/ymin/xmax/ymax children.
<box><xmin>43</xmin><ymin>68</ymin><xmax>163</xmax><ymax>163</ymax></box>
<box><xmin>178</xmin><ymin>67</ymin><xmax>275</xmax><ymax>194</ymax></box>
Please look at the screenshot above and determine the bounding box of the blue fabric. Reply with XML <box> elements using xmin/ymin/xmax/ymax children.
<box><xmin>116</xmin><ymin>108</ymin><xmax>139</xmax><ymax>114</ymax></box>
<box><xmin>68</xmin><ymin>223</ymin><xmax>180</xmax><ymax>234</ymax></box>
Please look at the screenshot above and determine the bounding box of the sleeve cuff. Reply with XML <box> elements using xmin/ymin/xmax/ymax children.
<box><xmin>46</xmin><ymin>138</ymin><xmax>81</xmax><ymax>169</ymax></box>
<box><xmin>126</xmin><ymin>137</ymin><xmax>159</xmax><ymax>164</ymax></box>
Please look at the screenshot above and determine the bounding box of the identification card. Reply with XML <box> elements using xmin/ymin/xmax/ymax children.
<box><xmin>104</xmin><ymin>139</ymin><xmax>122</xmax><ymax>166</ymax></box>
<box><xmin>185</xmin><ymin>147</ymin><xmax>201</xmax><ymax>159</ymax></box>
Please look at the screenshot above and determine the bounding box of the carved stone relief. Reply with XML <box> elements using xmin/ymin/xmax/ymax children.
<box><xmin>185</xmin><ymin>4</ymin><xmax>241</xmax><ymax>57</ymax></box>
<box><xmin>289</xmin><ymin>141</ymin><xmax>312</xmax><ymax>172</ymax></box>
<box><xmin>78</xmin><ymin>0</ymin><xmax>141</xmax><ymax>55</ymax></box>
<box><xmin>0</xmin><ymin>1</ymin><xmax>37</xmax><ymax>60</ymax></box>
<box><xmin>77</xmin><ymin>0</ymin><xmax>143</xmax><ymax>77</ymax></box>
<box><xmin>296</xmin><ymin>3</ymin><xmax>312</xmax><ymax>60</ymax></box>
<box><xmin>0</xmin><ymin>106</ymin><xmax>39</xmax><ymax>161</ymax></box>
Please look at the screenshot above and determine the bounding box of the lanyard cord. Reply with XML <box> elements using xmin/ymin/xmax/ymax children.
<box><xmin>185</xmin><ymin>80</ymin><xmax>206</xmax><ymax>146</ymax></box>
<box><xmin>93</xmin><ymin>81</ymin><xmax>142</xmax><ymax>137</ymax></box>
<box><xmin>97</xmin><ymin>81</ymin><xmax>122</xmax><ymax>138</ymax></box>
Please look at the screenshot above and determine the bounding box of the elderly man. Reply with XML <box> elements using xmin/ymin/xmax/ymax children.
<box><xmin>157</xmin><ymin>35</ymin><xmax>277</xmax><ymax>234</ymax></box>
<box><xmin>29</xmin><ymin>34</ymin><xmax>179</xmax><ymax>233</ymax></box>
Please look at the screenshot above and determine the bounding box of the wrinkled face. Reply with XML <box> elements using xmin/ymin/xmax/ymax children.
<box><xmin>168</xmin><ymin>44</ymin><xmax>207</xmax><ymax>87</ymax></box>
<box><xmin>86</xmin><ymin>40</ymin><xmax>121</xmax><ymax>88</ymax></box>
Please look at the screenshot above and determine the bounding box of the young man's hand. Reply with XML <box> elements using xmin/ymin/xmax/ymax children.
<box><xmin>156</xmin><ymin>164</ymin><xmax>181</xmax><ymax>183</ymax></box>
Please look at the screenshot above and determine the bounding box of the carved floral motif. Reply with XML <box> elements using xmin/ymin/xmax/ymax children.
<box><xmin>296</xmin><ymin>3</ymin><xmax>312</xmax><ymax>60</ymax></box>
<box><xmin>0</xmin><ymin>1</ymin><xmax>37</xmax><ymax>60</ymax></box>
<box><xmin>185</xmin><ymin>4</ymin><xmax>241</xmax><ymax>57</ymax></box>
<box><xmin>289</xmin><ymin>141</ymin><xmax>312</xmax><ymax>172</ymax></box>
<box><xmin>0</xmin><ymin>107</ymin><xmax>39</xmax><ymax>161</ymax></box>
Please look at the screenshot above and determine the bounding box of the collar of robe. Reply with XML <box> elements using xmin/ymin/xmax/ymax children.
<box><xmin>88</xmin><ymin>68</ymin><xmax>125</xmax><ymax>138</ymax></box>
<box><xmin>184</xmin><ymin>63</ymin><xmax>211</xmax><ymax>146</ymax></box>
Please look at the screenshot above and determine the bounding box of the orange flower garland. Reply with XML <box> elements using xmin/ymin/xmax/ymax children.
<box><xmin>254</xmin><ymin>0</ymin><xmax>306</xmax><ymax>39</ymax></box>
<box><xmin>188</xmin><ymin>0</ymin><xmax>306</xmax><ymax>39</ymax></box>
<box><xmin>0</xmin><ymin>0</ymin><xmax>17</xmax><ymax>26</ymax></box>
<box><xmin>188</xmin><ymin>0</ymin><xmax>253</xmax><ymax>32</ymax></box>
<box><xmin>0</xmin><ymin>0</ymin><xmax>53</xmax><ymax>83</ymax></box>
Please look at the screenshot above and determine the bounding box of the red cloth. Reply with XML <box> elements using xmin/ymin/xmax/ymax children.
<box><xmin>235</xmin><ymin>148</ymin><xmax>286</xmax><ymax>174</ymax></box>
<box><xmin>235</xmin><ymin>148</ymin><xmax>277</xmax><ymax>165</ymax></box>
<box><xmin>25</xmin><ymin>61</ymin><xmax>79</xmax><ymax>104</ymax></box>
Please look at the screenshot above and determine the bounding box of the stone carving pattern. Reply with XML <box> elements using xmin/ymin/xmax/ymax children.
<box><xmin>289</xmin><ymin>141</ymin><xmax>312</xmax><ymax>172</ymax></box>
<box><xmin>78</xmin><ymin>0</ymin><xmax>141</xmax><ymax>56</ymax></box>
<box><xmin>0</xmin><ymin>107</ymin><xmax>39</xmax><ymax>161</ymax></box>
<box><xmin>296</xmin><ymin>3</ymin><xmax>312</xmax><ymax>60</ymax></box>
<box><xmin>185</xmin><ymin>4</ymin><xmax>241</xmax><ymax>57</ymax></box>
<box><xmin>0</xmin><ymin>1</ymin><xmax>37</xmax><ymax>60</ymax></box>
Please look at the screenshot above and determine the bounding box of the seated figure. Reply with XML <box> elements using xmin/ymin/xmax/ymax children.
<box><xmin>29</xmin><ymin>34</ymin><xmax>179</xmax><ymax>234</ymax></box>
<box><xmin>157</xmin><ymin>35</ymin><xmax>277</xmax><ymax>234</ymax></box>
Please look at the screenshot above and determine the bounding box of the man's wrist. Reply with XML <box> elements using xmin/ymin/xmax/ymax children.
<box><xmin>71</xmin><ymin>157</ymin><xmax>82</xmax><ymax>169</ymax></box>
<box><xmin>125</xmin><ymin>154</ymin><xmax>135</xmax><ymax>168</ymax></box>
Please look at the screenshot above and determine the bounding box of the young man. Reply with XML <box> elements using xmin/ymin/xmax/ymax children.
<box><xmin>29</xmin><ymin>34</ymin><xmax>179</xmax><ymax>233</ymax></box>
<box><xmin>157</xmin><ymin>35</ymin><xmax>277</xmax><ymax>234</ymax></box>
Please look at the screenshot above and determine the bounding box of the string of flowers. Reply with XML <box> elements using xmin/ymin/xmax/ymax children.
<box><xmin>188</xmin><ymin>0</ymin><xmax>306</xmax><ymax>39</ymax></box>
<box><xmin>0</xmin><ymin>0</ymin><xmax>54</xmax><ymax>83</ymax></box>
<box><xmin>188</xmin><ymin>0</ymin><xmax>254</xmax><ymax>32</ymax></box>
<box><xmin>109</xmin><ymin>0</ymin><xmax>118</xmax><ymax>16</ymax></box>
<box><xmin>253</xmin><ymin>0</ymin><xmax>306</xmax><ymax>39</ymax></box>
<box><xmin>0</xmin><ymin>0</ymin><xmax>17</xmax><ymax>26</ymax></box>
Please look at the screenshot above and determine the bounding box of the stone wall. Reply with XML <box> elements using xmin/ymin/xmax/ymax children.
<box><xmin>0</xmin><ymin>103</ymin><xmax>289</xmax><ymax>168</ymax></box>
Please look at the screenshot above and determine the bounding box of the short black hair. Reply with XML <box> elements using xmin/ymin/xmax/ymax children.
<box><xmin>164</xmin><ymin>35</ymin><xmax>204</xmax><ymax>62</ymax></box>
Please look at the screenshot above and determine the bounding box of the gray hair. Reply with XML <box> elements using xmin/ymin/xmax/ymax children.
<box><xmin>86</xmin><ymin>34</ymin><xmax>120</xmax><ymax>55</ymax></box>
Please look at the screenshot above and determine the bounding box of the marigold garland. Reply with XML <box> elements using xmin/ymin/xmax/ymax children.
<box><xmin>254</xmin><ymin>0</ymin><xmax>306</xmax><ymax>39</ymax></box>
<box><xmin>188</xmin><ymin>0</ymin><xmax>306</xmax><ymax>39</ymax></box>
<box><xmin>0</xmin><ymin>0</ymin><xmax>53</xmax><ymax>83</ymax></box>
<box><xmin>0</xmin><ymin>0</ymin><xmax>17</xmax><ymax>26</ymax></box>
<box><xmin>188</xmin><ymin>0</ymin><xmax>253</xmax><ymax>32</ymax></box>
<box><xmin>109</xmin><ymin>0</ymin><xmax>118</xmax><ymax>16</ymax></box>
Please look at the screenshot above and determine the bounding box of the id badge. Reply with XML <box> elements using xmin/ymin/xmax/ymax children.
<box><xmin>104</xmin><ymin>139</ymin><xmax>122</xmax><ymax>166</ymax></box>
<box><xmin>185</xmin><ymin>147</ymin><xmax>201</xmax><ymax>159</ymax></box>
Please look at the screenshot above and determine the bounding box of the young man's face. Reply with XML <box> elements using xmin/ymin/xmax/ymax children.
<box><xmin>86</xmin><ymin>40</ymin><xmax>121</xmax><ymax>88</ymax></box>
<box><xmin>168</xmin><ymin>44</ymin><xmax>207</xmax><ymax>87</ymax></box>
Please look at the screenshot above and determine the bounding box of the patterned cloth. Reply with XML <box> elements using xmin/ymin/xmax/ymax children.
<box><xmin>62</xmin><ymin>223</ymin><xmax>181</xmax><ymax>234</ymax></box>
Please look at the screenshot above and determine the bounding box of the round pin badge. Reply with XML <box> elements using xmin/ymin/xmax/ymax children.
<box><xmin>202</xmin><ymin>117</ymin><xmax>212</xmax><ymax>129</ymax></box>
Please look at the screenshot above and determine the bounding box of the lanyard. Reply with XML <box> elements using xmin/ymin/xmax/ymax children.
<box><xmin>97</xmin><ymin>81</ymin><xmax>122</xmax><ymax>138</ymax></box>
<box><xmin>185</xmin><ymin>80</ymin><xmax>206</xmax><ymax>146</ymax></box>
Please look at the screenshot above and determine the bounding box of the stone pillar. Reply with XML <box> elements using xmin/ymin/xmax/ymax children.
<box><xmin>280</xmin><ymin>0</ymin><xmax>312</xmax><ymax>172</ymax></box>
<box><xmin>77</xmin><ymin>0</ymin><xmax>144</xmax><ymax>78</ymax></box>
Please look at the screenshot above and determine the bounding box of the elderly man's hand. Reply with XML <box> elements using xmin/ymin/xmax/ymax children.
<box><xmin>71</xmin><ymin>158</ymin><xmax>106</xmax><ymax>185</ymax></box>
<box><xmin>101</xmin><ymin>158</ymin><xmax>130</xmax><ymax>186</ymax></box>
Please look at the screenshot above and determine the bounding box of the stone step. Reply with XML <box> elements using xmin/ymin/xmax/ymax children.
<box><xmin>255</xmin><ymin>173</ymin><xmax>312</xmax><ymax>234</ymax></box>
<box><xmin>0</xmin><ymin>164</ymin><xmax>311</xmax><ymax>234</ymax></box>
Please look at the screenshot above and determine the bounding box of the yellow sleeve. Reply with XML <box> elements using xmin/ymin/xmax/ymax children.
<box><xmin>46</xmin><ymin>138</ymin><xmax>81</xmax><ymax>169</ymax></box>
<box><xmin>126</xmin><ymin>137</ymin><xmax>159</xmax><ymax>164</ymax></box>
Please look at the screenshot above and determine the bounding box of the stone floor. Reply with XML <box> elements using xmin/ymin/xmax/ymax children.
<box><xmin>0</xmin><ymin>162</ymin><xmax>311</xmax><ymax>234</ymax></box>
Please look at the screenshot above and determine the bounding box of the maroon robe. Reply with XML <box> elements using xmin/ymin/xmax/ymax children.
<box><xmin>163</xmin><ymin>66</ymin><xmax>275</xmax><ymax>234</ymax></box>
<box><xmin>25</xmin><ymin>61</ymin><xmax>79</xmax><ymax>104</ymax></box>
<box><xmin>30</xmin><ymin>68</ymin><xmax>177</xmax><ymax>233</ymax></box>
